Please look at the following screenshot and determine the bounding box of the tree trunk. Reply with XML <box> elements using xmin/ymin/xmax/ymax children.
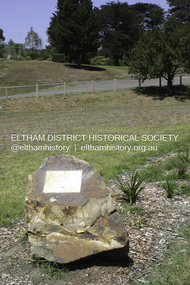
<box><xmin>76</xmin><ymin>55</ymin><xmax>82</xmax><ymax>68</ymax></box>
<box><xmin>167</xmin><ymin>75</ymin><xmax>174</xmax><ymax>95</ymax></box>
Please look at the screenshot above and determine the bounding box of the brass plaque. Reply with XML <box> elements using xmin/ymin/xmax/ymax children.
<box><xmin>43</xmin><ymin>170</ymin><xmax>82</xmax><ymax>193</ymax></box>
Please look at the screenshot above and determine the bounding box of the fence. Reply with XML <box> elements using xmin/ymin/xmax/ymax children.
<box><xmin>0</xmin><ymin>75</ymin><xmax>188</xmax><ymax>100</ymax></box>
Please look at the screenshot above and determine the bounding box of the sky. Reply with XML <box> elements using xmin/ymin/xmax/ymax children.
<box><xmin>0</xmin><ymin>0</ymin><xmax>169</xmax><ymax>48</ymax></box>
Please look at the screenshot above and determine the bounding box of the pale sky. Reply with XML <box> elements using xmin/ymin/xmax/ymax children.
<box><xmin>0</xmin><ymin>0</ymin><xmax>169</xmax><ymax>48</ymax></box>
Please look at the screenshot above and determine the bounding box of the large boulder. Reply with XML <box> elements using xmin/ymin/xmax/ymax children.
<box><xmin>25</xmin><ymin>155</ymin><xmax>129</xmax><ymax>264</ymax></box>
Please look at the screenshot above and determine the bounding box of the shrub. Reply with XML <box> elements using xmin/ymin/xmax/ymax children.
<box><xmin>27</xmin><ymin>51</ymin><xmax>39</xmax><ymax>60</ymax></box>
<box><xmin>16</xmin><ymin>55</ymin><xmax>24</xmax><ymax>61</ymax></box>
<box><xmin>39</xmin><ymin>51</ymin><xmax>50</xmax><ymax>60</ymax></box>
<box><xmin>51</xmin><ymin>53</ymin><xmax>65</xmax><ymax>63</ymax></box>
<box><xmin>90</xmin><ymin>55</ymin><xmax>113</xmax><ymax>66</ymax></box>
<box><xmin>116</xmin><ymin>171</ymin><xmax>146</xmax><ymax>205</ymax></box>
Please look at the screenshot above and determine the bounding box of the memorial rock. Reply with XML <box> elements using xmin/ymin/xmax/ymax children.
<box><xmin>25</xmin><ymin>155</ymin><xmax>129</xmax><ymax>264</ymax></box>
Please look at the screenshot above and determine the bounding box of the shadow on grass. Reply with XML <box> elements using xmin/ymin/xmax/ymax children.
<box><xmin>64</xmin><ymin>63</ymin><xmax>106</xmax><ymax>72</ymax></box>
<box><xmin>134</xmin><ymin>85</ymin><xmax>190</xmax><ymax>102</ymax></box>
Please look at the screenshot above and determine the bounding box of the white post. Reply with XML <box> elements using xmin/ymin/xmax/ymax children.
<box><xmin>5</xmin><ymin>86</ymin><xmax>8</xmax><ymax>99</ymax></box>
<box><xmin>36</xmin><ymin>83</ymin><xmax>39</xmax><ymax>97</ymax></box>
<box><xmin>64</xmin><ymin>82</ymin><xmax>67</xmax><ymax>95</ymax></box>
<box><xmin>92</xmin><ymin>80</ymin><xmax>94</xmax><ymax>93</ymax></box>
<box><xmin>114</xmin><ymin>79</ymin><xmax>117</xmax><ymax>91</ymax></box>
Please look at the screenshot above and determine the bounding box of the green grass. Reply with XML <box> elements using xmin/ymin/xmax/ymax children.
<box><xmin>0</xmin><ymin>88</ymin><xmax>190</xmax><ymax>225</ymax></box>
<box><xmin>139</xmin><ymin>164</ymin><xmax>166</xmax><ymax>182</ymax></box>
<box><xmin>179</xmin><ymin>183</ymin><xmax>190</xmax><ymax>196</ymax></box>
<box><xmin>32</xmin><ymin>256</ymin><xmax>68</xmax><ymax>280</ymax></box>
<box><xmin>136</xmin><ymin>222</ymin><xmax>190</xmax><ymax>285</ymax></box>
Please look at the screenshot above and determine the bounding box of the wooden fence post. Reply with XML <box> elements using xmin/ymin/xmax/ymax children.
<box><xmin>138</xmin><ymin>78</ymin><xmax>141</xmax><ymax>89</ymax></box>
<box><xmin>36</xmin><ymin>83</ymin><xmax>39</xmax><ymax>97</ymax></box>
<box><xmin>114</xmin><ymin>79</ymin><xmax>117</xmax><ymax>91</ymax></box>
<box><xmin>92</xmin><ymin>80</ymin><xmax>94</xmax><ymax>93</ymax></box>
<box><xmin>64</xmin><ymin>82</ymin><xmax>67</xmax><ymax>95</ymax></box>
<box><xmin>5</xmin><ymin>86</ymin><xmax>8</xmax><ymax>99</ymax></box>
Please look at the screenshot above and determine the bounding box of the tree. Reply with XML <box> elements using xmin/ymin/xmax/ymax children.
<box><xmin>0</xmin><ymin>29</ymin><xmax>5</xmax><ymax>57</ymax></box>
<box><xmin>129</xmin><ymin>17</ymin><xmax>190</xmax><ymax>90</ymax></box>
<box><xmin>131</xmin><ymin>3</ymin><xmax>165</xmax><ymax>30</ymax></box>
<box><xmin>167</xmin><ymin>0</ymin><xmax>190</xmax><ymax>23</ymax></box>
<box><xmin>24</xmin><ymin>27</ymin><xmax>42</xmax><ymax>50</ymax></box>
<box><xmin>97</xmin><ymin>1</ymin><xmax>142</xmax><ymax>65</ymax></box>
<box><xmin>0</xmin><ymin>29</ymin><xmax>5</xmax><ymax>42</ymax></box>
<box><xmin>47</xmin><ymin>0</ymin><xmax>99</xmax><ymax>65</ymax></box>
<box><xmin>6</xmin><ymin>39</ymin><xmax>23</xmax><ymax>58</ymax></box>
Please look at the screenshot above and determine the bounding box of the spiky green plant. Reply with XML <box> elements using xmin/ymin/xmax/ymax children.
<box><xmin>177</xmin><ymin>151</ymin><xmax>189</xmax><ymax>179</ymax></box>
<box><xmin>161</xmin><ymin>176</ymin><xmax>177</xmax><ymax>198</ymax></box>
<box><xmin>116</xmin><ymin>171</ymin><xmax>145</xmax><ymax>205</ymax></box>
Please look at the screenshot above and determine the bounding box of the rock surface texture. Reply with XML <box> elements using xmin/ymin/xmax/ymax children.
<box><xmin>25</xmin><ymin>155</ymin><xmax>128</xmax><ymax>264</ymax></box>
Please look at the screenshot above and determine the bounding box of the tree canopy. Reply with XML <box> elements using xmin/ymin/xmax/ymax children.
<box><xmin>47</xmin><ymin>0</ymin><xmax>99</xmax><ymax>65</ymax></box>
<box><xmin>97</xmin><ymin>1</ymin><xmax>142</xmax><ymax>65</ymax></box>
<box><xmin>24</xmin><ymin>27</ymin><xmax>42</xmax><ymax>50</ymax></box>
<box><xmin>167</xmin><ymin>0</ymin><xmax>190</xmax><ymax>23</ymax></box>
<box><xmin>0</xmin><ymin>29</ymin><xmax>5</xmax><ymax>42</ymax></box>
<box><xmin>131</xmin><ymin>3</ymin><xmax>165</xmax><ymax>30</ymax></box>
<box><xmin>0</xmin><ymin>29</ymin><xmax>5</xmax><ymax>57</ymax></box>
<box><xmin>129</xmin><ymin>17</ymin><xmax>190</xmax><ymax>89</ymax></box>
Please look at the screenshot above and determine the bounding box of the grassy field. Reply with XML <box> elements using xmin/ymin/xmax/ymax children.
<box><xmin>1</xmin><ymin>87</ymin><xmax>190</xmax><ymax>225</ymax></box>
<box><xmin>0</xmin><ymin>60</ymin><xmax>130</xmax><ymax>88</ymax></box>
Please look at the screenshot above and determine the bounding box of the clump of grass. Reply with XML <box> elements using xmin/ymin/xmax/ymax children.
<box><xmin>129</xmin><ymin>214</ymin><xmax>149</xmax><ymax>229</ymax></box>
<box><xmin>179</xmin><ymin>183</ymin><xmax>190</xmax><ymax>196</ymax></box>
<box><xmin>32</xmin><ymin>255</ymin><xmax>67</xmax><ymax>280</ymax></box>
<box><xmin>119</xmin><ymin>204</ymin><xmax>144</xmax><ymax>215</ymax></box>
<box><xmin>165</xmin><ymin>147</ymin><xmax>190</xmax><ymax>180</ymax></box>
<box><xmin>177</xmin><ymin>161</ymin><xmax>188</xmax><ymax>180</ymax></box>
<box><xmin>118</xmin><ymin>204</ymin><xmax>151</xmax><ymax>229</ymax></box>
<box><xmin>161</xmin><ymin>175</ymin><xmax>177</xmax><ymax>198</ymax></box>
<box><xmin>138</xmin><ymin>164</ymin><xmax>165</xmax><ymax>182</ymax></box>
<box><xmin>116</xmin><ymin>171</ymin><xmax>146</xmax><ymax>205</ymax></box>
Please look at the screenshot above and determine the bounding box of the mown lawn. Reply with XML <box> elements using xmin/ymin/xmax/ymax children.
<box><xmin>0</xmin><ymin>60</ymin><xmax>130</xmax><ymax>96</ymax></box>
